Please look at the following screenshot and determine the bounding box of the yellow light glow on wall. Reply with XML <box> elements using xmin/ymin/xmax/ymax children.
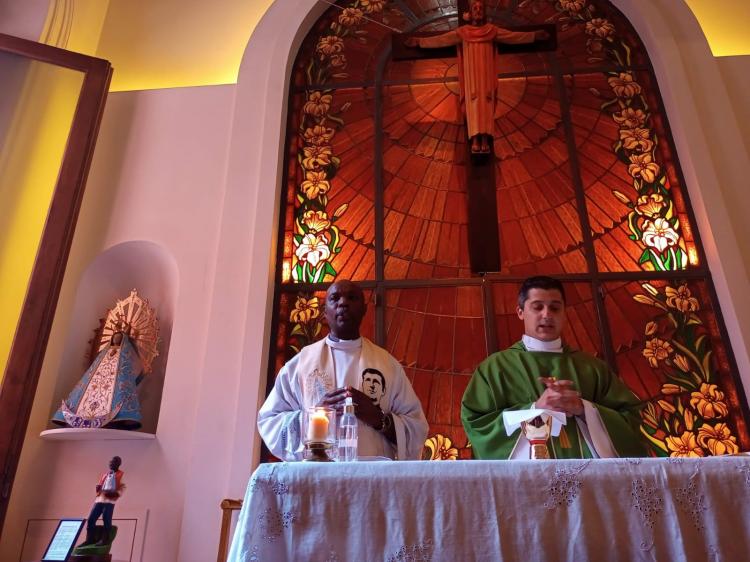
<box><xmin>94</xmin><ymin>0</ymin><xmax>275</xmax><ymax>92</ymax></box>
<box><xmin>38</xmin><ymin>0</ymin><xmax>750</xmax><ymax>95</ymax></box>
<box><xmin>686</xmin><ymin>0</ymin><xmax>750</xmax><ymax>56</ymax></box>
<box><xmin>0</xmin><ymin>58</ymin><xmax>83</xmax><ymax>382</ymax></box>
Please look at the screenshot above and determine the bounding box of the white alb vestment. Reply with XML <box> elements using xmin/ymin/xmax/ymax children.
<box><xmin>257</xmin><ymin>336</ymin><xmax>428</xmax><ymax>460</ymax></box>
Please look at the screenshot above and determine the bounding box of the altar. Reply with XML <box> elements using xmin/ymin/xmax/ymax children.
<box><xmin>227</xmin><ymin>457</ymin><xmax>750</xmax><ymax>562</ymax></box>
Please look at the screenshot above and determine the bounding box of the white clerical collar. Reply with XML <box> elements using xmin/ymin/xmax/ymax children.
<box><xmin>326</xmin><ymin>335</ymin><xmax>362</xmax><ymax>350</ymax></box>
<box><xmin>522</xmin><ymin>334</ymin><xmax>563</xmax><ymax>353</ymax></box>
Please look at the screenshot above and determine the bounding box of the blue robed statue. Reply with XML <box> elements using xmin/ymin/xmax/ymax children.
<box><xmin>52</xmin><ymin>289</ymin><xmax>160</xmax><ymax>430</ymax></box>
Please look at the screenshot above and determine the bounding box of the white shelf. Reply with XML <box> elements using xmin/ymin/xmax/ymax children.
<box><xmin>40</xmin><ymin>428</ymin><xmax>156</xmax><ymax>441</ymax></box>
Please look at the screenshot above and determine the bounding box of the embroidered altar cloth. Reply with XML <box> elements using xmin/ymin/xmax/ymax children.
<box><xmin>228</xmin><ymin>457</ymin><xmax>750</xmax><ymax>562</ymax></box>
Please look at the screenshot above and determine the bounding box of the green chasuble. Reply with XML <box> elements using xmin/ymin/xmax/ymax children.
<box><xmin>461</xmin><ymin>342</ymin><xmax>646</xmax><ymax>459</ymax></box>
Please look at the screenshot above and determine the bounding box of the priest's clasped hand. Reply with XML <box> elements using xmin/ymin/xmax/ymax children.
<box><xmin>536</xmin><ymin>376</ymin><xmax>584</xmax><ymax>417</ymax></box>
<box><xmin>317</xmin><ymin>386</ymin><xmax>384</xmax><ymax>429</ymax></box>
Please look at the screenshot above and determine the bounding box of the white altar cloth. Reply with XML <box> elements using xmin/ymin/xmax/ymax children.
<box><xmin>227</xmin><ymin>457</ymin><xmax>750</xmax><ymax>562</ymax></box>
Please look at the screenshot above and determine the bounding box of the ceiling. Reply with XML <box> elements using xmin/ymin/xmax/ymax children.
<box><xmin>53</xmin><ymin>0</ymin><xmax>750</xmax><ymax>92</ymax></box>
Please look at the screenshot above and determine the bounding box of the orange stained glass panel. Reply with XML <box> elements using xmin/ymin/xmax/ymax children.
<box><xmin>603</xmin><ymin>279</ymin><xmax>749</xmax><ymax>454</ymax></box>
<box><xmin>514</xmin><ymin>0</ymin><xmax>648</xmax><ymax>72</ymax></box>
<box><xmin>383</xmin><ymin>79</ymin><xmax>470</xmax><ymax>279</ymax></box>
<box><xmin>494</xmin><ymin>75</ymin><xmax>587</xmax><ymax>275</ymax></box>
<box><xmin>569</xmin><ymin>71</ymin><xmax>699</xmax><ymax>273</ymax></box>
<box><xmin>290</xmin><ymin>1</ymin><xmax>411</xmax><ymax>87</ymax></box>
<box><xmin>285</xmin><ymin>88</ymin><xmax>376</xmax><ymax>284</ymax></box>
<box><xmin>382</xmin><ymin>81</ymin><xmax>473</xmax><ymax>279</ymax></box>
<box><xmin>385</xmin><ymin>285</ymin><xmax>486</xmax><ymax>458</ymax></box>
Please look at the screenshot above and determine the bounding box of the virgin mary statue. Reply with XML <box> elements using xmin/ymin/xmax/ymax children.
<box><xmin>52</xmin><ymin>289</ymin><xmax>160</xmax><ymax>430</ymax></box>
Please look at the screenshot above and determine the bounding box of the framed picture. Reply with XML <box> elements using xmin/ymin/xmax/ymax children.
<box><xmin>41</xmin><ymin>518</ymin><xmax>86</xmax><ymax>561</ymax></box>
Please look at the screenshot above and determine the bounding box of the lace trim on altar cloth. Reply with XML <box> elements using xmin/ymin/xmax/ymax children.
<box><xmin>387</xmin><ymin>539</ymin><xmax>434</xmax><ymax>562</ymax></box>
<box><xmin>544</xmin><ymin>461</ymin><xmax>591</xmax><ymax>509</ymax></box>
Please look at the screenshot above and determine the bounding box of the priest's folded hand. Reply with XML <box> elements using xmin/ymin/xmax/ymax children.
<box><xmin>317</xmin><ymin>386</ymin><xmax>383</xmax><ymax>428</ymax></box>
<box><xmin>536</xmin><ymin>377</ymin><xmax>584</xmax><ymax>417</ymax></box>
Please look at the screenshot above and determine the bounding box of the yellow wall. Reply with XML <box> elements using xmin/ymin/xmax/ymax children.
<box><xmin>686</xmin><ymin>0</ymin><xmax>750</xmax><ymax>56</ymax></box>
<box><xmin>0</xmin><ymin>61</ymin><xmax>83</xmax><ymax>381</ymax></box>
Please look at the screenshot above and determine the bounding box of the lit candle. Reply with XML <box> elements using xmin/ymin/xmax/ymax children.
<box><xmin>308</xmin><ymin>410</ymin><xmax>329</xmax><ymax>442</ymax></box>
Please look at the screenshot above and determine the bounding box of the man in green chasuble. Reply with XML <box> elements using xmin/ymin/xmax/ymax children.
<box><xmin>462</xmin><ymin>276</ymin><xmax>646</xmax><ymax>459</ymax></box>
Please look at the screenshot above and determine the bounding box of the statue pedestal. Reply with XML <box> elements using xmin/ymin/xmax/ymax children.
<box><xmin>39</xmin><ymin>428</ymin><xmax>155</xmax><ymax>441</ymax></box>
<box><xmin>69</xmin><ymin>555</ymin><xmax>112</xmax><ymax>562</ymax></box>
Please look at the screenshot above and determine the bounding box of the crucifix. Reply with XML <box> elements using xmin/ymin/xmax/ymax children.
<box><xmin>392</xmin><ymin>0</ymin><xmax>556</xmax><ymax>273</ymax></box>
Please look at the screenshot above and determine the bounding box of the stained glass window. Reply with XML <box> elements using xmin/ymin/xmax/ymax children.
<box><xmin>267</xmin><ymin>0</ymin><xmax>749</xmax><ymax>460</ymax></box>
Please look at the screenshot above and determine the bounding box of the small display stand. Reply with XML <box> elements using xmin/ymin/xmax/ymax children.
<box><xmin>40</xmin><ymin>519</ymin><xmax>85</xmax><ymax>561</ymax></box>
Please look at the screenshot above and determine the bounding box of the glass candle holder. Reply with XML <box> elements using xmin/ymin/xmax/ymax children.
<box><xmin>303</xmin><ymin>406</ymin><xmax>336</xmax><ymax>462</ymax></box>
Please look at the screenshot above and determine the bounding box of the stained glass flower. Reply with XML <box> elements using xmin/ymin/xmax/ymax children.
<box><xmin>633</xmin><ymin>294</ymin><xmax>656</xmax><ymax>306</ymax></box>
<box><xmin>302</xmin><ymin>210</ymin><xmax>332</xmax><ymax>233</ymax></box>
<box><xmin>361</xmin><ymin>0</ymin><xmax>386</xmax><ymax>14</ymax></box>
<box><xmin>672</xmin><ymin>354</ymin><xmax>691</xmax><ymax>373</ymax></box>
<box><xmin>316</xmin><ymin>35</ymin><xmax>344</xmax><ymax>56</ymax></box>
<box><xmin>690</xmin><ymin>383</ymin><xmax>729</xmax><ymax>419</ymax></box>
<box><xmin>665</xmin><ymin>285</ymin><xmax>699</xmax><ymax>313</ymax></box>
<box><xmin>697</xmin><ymin>423</ymin><xmax>738</xmax><ymax>455</ymax></box>
<box><xmin>303</xmin><ymin>125</ymin><xmax>335</xmax><ymax>146</ymax></box>
<box><xmin>627</xmin><ymin>153</ymin><xmax>660</xmax><ymax>183</ymax></box>
<box><xmin>424</xmin><ymin>434</ymin><xmax>458</xmax><ymax>460</ymax></box>
<box><xmin>586</xmin><ymin>18</ymin><xmax>615</xmax><ymax>39</ymax></box>
<box><xmin>302</xmin><ymin>145</ymin><xmax>333</xmax><ymax>170</ymax></box>
<box><xmin>303</xmin><ymin>91</ymin><xmax>333</xmax><ymax>117</ymax></box>
<box><xmin>300</xmin><ymin>171</ymin><xmax>330</xmax><ymax>199</ymax></box>
<box><xmin>295</xmin><ymin>233</ymin><xmax>331</xmax><ymax>267</ymax></box>
<box><xmin>634</xmin><ymin>193</ymin><xmax>665</xmax><ymax>218</ymax></box>
<box><xmin>559</xmin><ymin>0</ymin><xmax>587</xmax><ymax>13</ymax></box>
<box><xmin>290</xmin><ymin>296</ymin><xmax>320</xmax><ymax>324</ymax></box>
<box><xmin>642</xmin><ymin>283</ymin><xmax>660</xmax><ymax>296</ymax></box>
<box><xmin>338</xmin><ymin>7</ymin><xmax>364</xmax><ymax>26</ymax></box>
<box><xmin>613</xmin><ymin>107</ymin><xmax>647</xmax><ymax>128</ymax></box>
<box><xmin>608</xmin><ymin>72</ymin><xmax>642</xmax><ymax>99</ymax></box>
<box><xmin>620</xmin><ymin>127</ymin><xmax>653</xmax><ymax>152</ymax></box>
<box><xmin>642</xmin><ymin>218</ymin><xmax>679</xmax><ymax>253</ymax></box>
<box><xmin>661</xmin><ymin>383</ymin><xmax>684</xmax><ymax>395</ymax></box>
<box><xmin>330</xmin><ymin>54</ymin><xmax>347</xmax><ymax>68</ymax></box>
<box><xmin>684</xmin><ymin>408</ymin><xmax>695</xmax><ymax>431</ymax></box>
<box><xmin>665</xmin><ymin>432</ymin><xmax>704</xmax><ymax>458</ymax></box>
<box><xmin>642</xmin><ymin>337</ymin><xmax>673</xmax><ymax>368</ymax></box>
<box><xmin>657</xmin><ymin>399</ymin><xmax>676</xmax><ymax>414</ymax></box>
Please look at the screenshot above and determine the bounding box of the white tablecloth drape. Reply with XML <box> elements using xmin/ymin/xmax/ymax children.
<box><xmin>228</xmin><ymin>457</ymin><xmax>750</xmax><ymax>562</ymax></box>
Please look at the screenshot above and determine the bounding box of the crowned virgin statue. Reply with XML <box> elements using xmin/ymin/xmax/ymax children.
<box><xmin>52</xmin><ymin>289</ymin><xmax>160</xmax><ymax>430</ymax></box>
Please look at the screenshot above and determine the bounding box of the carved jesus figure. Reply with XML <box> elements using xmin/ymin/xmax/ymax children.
<box><xmin>406</xmin><ymin>0</ymin><xmax>549</xmax><ymax>153</ymax></box>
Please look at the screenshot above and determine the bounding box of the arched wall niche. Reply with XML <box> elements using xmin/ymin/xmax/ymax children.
<box><xmin>48</xmin><ymin>239</ymin><xmax>179</xmax><ymax>434</ymax></box>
